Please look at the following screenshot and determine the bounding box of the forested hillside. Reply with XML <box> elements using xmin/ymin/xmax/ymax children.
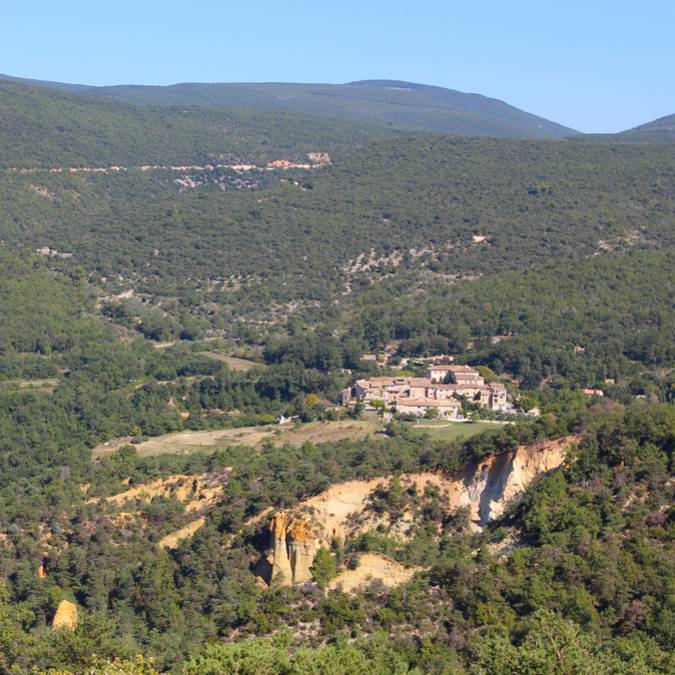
<box><xmin>0</xmin><ymin>79</ymin><xmax>391</xmax><ymax>168</ymax></box>
<box><xmin>2</xmin><ymin>75</ymin><xmax>578</xmax><ymax>139</ymax></box>
<box><xmin>1</xmin><ymin>134</ymin><xmax>673</xmax><ymax>338</ymax></box>
<box><xmin>615</xmin><ymin>113</ymin><xmax>675</xmax><ymax>143</ymax></box>
<box><xmin>0</xmin><ymin>234</ymin><xmax>672</xmax><ymax>674</ymax></box>
<box><xmin>1</xmin><ymin>396</ymin><xmax>672</xmax><ymax>672</ymax></box>
<box><xmin>352</xmin><ymin>248</ymin><xmax>675</xmax><ymax>389</ymax></box>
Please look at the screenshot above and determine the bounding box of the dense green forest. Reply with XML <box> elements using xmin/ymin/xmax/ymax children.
<box><xmin>351</xmin><ymin>248</ymin><xmax>675</xmax><ymax>390</ymax></box>
<box><xmin>1</xmin><ymin>133</ymin><xmax>673</xmax><ymax>339</ymax></box>
<box><xmin>0</xmin><ymin>79</ymin><xmax>391</xmax><ymax>168</ymax></box>
<box><xmin>2</xmin><ymin>75</ymin><xmax>578</xmax><ymax>139</ymax></box>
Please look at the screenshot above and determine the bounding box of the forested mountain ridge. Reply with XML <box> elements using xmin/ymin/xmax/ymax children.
<box><xmin>579</xmin><ymin>113</ymin><xmax>675</xmax><ymax>144</ymax></box>
<box><xmin>617</xmin><ymin>113</ymin><xmax>675</xmax><ymax>142</ymax></box>
<box><xmin>1</xmin><ymin>74</ymin><xmax>578</xmax><ymax>139</ymax></box>
<box><xmin>0</xmin><ymin>78</ymin><xmax>392</xmax><ymax>168</ymax></box>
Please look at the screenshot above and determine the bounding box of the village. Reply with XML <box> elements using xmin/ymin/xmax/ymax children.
<box><xmin>341</xmin><ymin>361</ymin><xmax>511</xmax><ymax>420</ymax></box>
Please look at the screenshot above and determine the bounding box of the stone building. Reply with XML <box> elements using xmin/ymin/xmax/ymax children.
<box><xmin>345</xmin><ymin>365</ymin><xmax>511</xmax><ymax>416</ymax></box>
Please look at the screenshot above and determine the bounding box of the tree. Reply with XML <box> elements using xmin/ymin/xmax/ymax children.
<box><xmin>310</xmin><ymin>548</ymin><xmax>337</xmax><ymax>588</ymax></box>
<box><xmin>387</xmin><ymin>473</ymin><xmax>406</xmax><ymax>520</ymax></box>
<box><xmin>0</xmin><ymin>581</ymin><xmax>37</xmax><ymax>672</ymax></box>
<box><xmin>468</xmin><ymin>610</ymin><xmax>646</xmax><ymax>674</ymax></box>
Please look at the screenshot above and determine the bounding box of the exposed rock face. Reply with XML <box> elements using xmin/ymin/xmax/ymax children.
<box><xmin>158</xmin><ymin>517</ymin><xmax>206</xmax><ymax>550</ymax></box>
<box><xmin>269</xmin><ymin>512</ymin><xmax>292</xmax><ymax>583</ymax></box>
<box><xmin>99</xmin><ymin>472</ymin><xmax>227</xmax><ymax>512</ymax></box>
<box><xmin>52</xmin><ymin>599</ymin><xmax>77</xmax><ymax>630</ymax></box>
<box><xmin>268</xmin><ymin>513</ymin><xmax>319</xmax><ymax>585</ymax></box>
<box><xmin>329</xmin><ymin>553</ymin><xmax>419</xmax><ymax>593</ymax></box>
<box><xmin>264</xmin><ymin>436</ymin><xmax>576</xmax><ymax>586</ymax></box>
<box><xmin>287</xmin><ymin>519</ymin><xmax>317</xmax><ymax>583</ymax></box>
<box><xmin>466</xmin><ymin>436</ymin><xmax>571</xmax><ymax>524</ymax></box>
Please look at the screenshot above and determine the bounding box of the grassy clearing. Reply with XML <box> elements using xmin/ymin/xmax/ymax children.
<box><xmin>407</xmin><ymin>420</ymin><xmax>506</xmax><ymax>442</ymax></box>
<box><xmin>197</xmin><ymin>351</ymin><xmax>265</xmax><ymax>370</ymax></box>
<box><xmin>92</xmin><ymin>419</ymin><xmax>383</xmax><ymax>459</ymax></box>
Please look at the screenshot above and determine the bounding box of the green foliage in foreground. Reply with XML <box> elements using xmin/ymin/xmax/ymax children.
<box><xmin>0</xmin><ymin>402</ymin><xmax>671</xmax><ymax>673</ymax></box>
<box><xmin>184</xmin><ymin>631</ymin><xmax>422</xmax><ymax>675</ymax></box>
<box><xmin>182</xmin><ymin>610</ymin><xmax>672</xmax><ymax>675</ymax></box>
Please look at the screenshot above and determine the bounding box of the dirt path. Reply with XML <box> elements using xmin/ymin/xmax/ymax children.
<box><xmin>3</xmin><ymin>155</ymin><xmax>331</xmax><ymax>175</ymax></box>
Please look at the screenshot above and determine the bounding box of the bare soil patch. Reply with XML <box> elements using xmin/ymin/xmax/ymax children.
<box><xmin>92</xmin><ymin>419</ymin><xmax>383</xmax><ymax>459</ymax></box>
<box><xmin>197</xmin><ymin>351</ymin><xmax>265</xmax><ymax>370</ymax></box>
<box><xmin>330</xmin><ymin>553</ymin><xmax>420</xmax><ymax>592</ymax></box>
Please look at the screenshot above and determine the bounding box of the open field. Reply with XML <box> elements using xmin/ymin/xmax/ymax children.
<box><xmin>408</xmin><ymin>420</ymin><xmax>507</xmax><ymax>442</ymax></box>
<box><xmin>92</xmin><ymin>418</ymin><xmax>384</xmax><ymax>459</ymax></box>
<box><xmin>197</xmin><ymin>351</ymin><xmax>265</xmax><ymax>370</ymax></box>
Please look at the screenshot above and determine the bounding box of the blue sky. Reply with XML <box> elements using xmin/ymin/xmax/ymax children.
<box><xmin>3</xmin><ymin>1</ymin><xmax>673</xmax><ymax>133</ymax></box>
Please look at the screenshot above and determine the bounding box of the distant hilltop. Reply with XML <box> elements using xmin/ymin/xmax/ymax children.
<box><xmin>0</xmin><ymin>73</ymin><xmax>578</xmax><ymax>140</ymax></box>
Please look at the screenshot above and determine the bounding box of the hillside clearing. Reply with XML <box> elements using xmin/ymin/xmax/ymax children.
<box><xmin>197</xmin><ymin>351</ymin><xmax>265</xmax><ymax>370</ymax></box>
<box><xmin>0</xmin><ymin>378</ymin><xmax>59</xmax><ymax>393</ymax></box>
<box><xmin>91</xmin><ymin>419</ymin><xmax>384</xmax><ymax>459</ymax></box>
<box><xmin>408</xmin><ymin>420</ymin><xmax>507</xmax><ymax>442</ymax></box>
<box><xmin>329</xmin><ymin>553</ymin><xmax>420</xmax><ymax>592</ymax></box>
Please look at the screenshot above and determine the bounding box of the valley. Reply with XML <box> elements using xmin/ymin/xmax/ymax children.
<box><xmin>0</xmin><ymin>66</ymin><xmax>672</xmax><ymax>675</ymax></box>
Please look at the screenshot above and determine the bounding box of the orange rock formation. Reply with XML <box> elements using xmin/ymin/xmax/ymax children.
<box><xmin>52</xmin><ymin>599</ymin><xmax>77</xmax><ymax>630</ymax></box>
<box><xmin>269</xmin><ymin>512</ymin><xmax>318</xmax><ymax>585</ymax></box>
<box><xmin>264</xmin><ymin>436</ymin><xmax>576</xmax><ymax>588</ymax></box>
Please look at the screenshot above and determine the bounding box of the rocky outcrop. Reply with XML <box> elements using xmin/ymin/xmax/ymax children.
<box><xmin>99</xmin><ymin>472</ymin><xmax>228</xmax><ymax>512</ymax></box>
<box><xmin>263</xmin><ymin>435</ymin><xmax>576</xmax><ymax>586</ymax></box>
<box><xmin>158</xmin><ymin>517</ymin><xmax>206</xmax><ymax>550</ymax></box>
<box><xmin>268</xmin><ymin>512</ymin><xmax>318</xmax><ymax>584</ymax></box>
<box><xmin>465</xmin><ymin>436</ymin><xmax>572</xmax><ymax>524</ymax></box>
<box><xmin>52</xmin><ymin>599</ymin><xmax>77</xmax><ymax>630</ymax></box>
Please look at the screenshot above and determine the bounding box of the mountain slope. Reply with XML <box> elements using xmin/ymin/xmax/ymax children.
<box><xmin>2</xmin><ymin>134</ymin><xmax>673</xmax><ymax>330</ymax></box>
<box><xmin>580</xmin><ymin>113</ymin><xmax>675</xmax><ymax>144</ymax></box>
<box><xmin>0</xmin><ymin>78</ymin><xmax>391</xmax><ymax>167</ymax></box>
<box><xmin>618</xmin><ymin>113</ymin><xmax>675</xmax><ymax>142</ymax></box>
<box><xmin>1</xmin><ymin>74</ymin><xmax>578</xmax><ymax>140</ymax></box>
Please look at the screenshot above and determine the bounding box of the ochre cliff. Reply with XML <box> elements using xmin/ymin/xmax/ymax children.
<box><xmin>52</xmin><ymin>599</ymin><xmax>77</xmax><ymax>630</ymax></box>
<box><xmin>264</xmin><ymin>435</ymin><xmax>575</xmax><ymax>587</ymax></box>
<box><xmin>268</xmin><ymin>512</ymin><xmax>318</xmax><ymax>585</ymax></box>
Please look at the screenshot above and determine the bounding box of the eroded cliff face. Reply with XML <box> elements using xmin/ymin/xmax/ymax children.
<box><xmin>465</xmin><ymin>435</ymin><xmax>572</xmax><ymax>524</ymax></box>
<box><xmin>268</xmin><ymin>512</ymin><xmax>318</xmax><ymax>585</ymax></box>
<box><xmin>264</xmin><ymin>435</ymin><xmax>576</xmax><ymax>587</ymax></box>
